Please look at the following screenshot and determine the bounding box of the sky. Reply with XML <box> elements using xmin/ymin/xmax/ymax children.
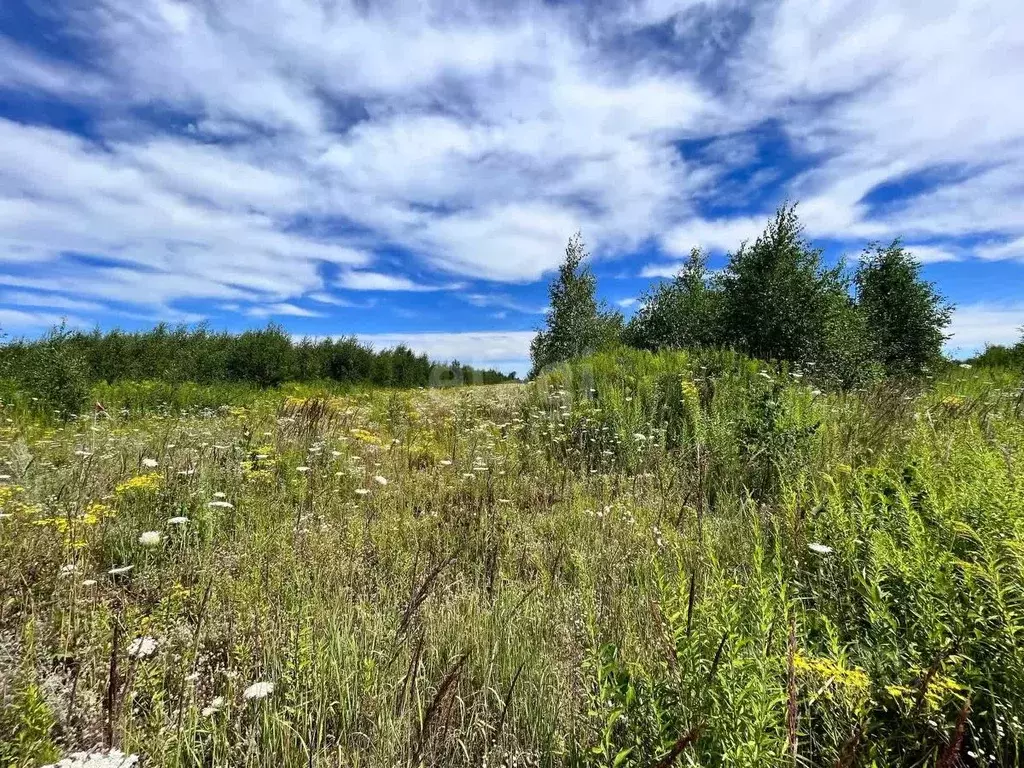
<box><xmin>1</xmin><ymin>0</ymin><xmax>1023</xmax><ymax>376</ymax></box>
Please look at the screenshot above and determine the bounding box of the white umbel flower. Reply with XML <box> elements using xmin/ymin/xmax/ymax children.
<box><xmin>373</xmin><ymin>475</ymin><xmax>388</xmax><ymax>486</ymax></box>
<box><xmin>243</xmin><ymin>681</ymin><xmax>274</xmax><ymax>700</ymax></box>
<box><xmin>138</xmin><ymin>530</ymin><xmax>162</xmax><ymax>547</ymax></box>
<box><xmin>167</xmin><ymin>516</ymin><xmax>189</xmax><ymax>525</ymax></box>
<box><xmin>141</xmin><ymin>458</ymin><xmax>158</xmax><ymax>468</ymax></box>
<box><xmin>42</xmin><ymin>748</ymin><xmax>139</xmax><ymax>768</ymax></box>
<box><xmin>208</xmin><ymin>500</ymin><xmax>234</xmax><ymax>509</ymax></box>
<box><xmin>127</xmin><ymin>636</ymin><xmax>158</xmax><ymax>659</ymax></box>
<box><xmin>201</xmin><ymin>696</ymin><xmax>226</xmax><ymax>716</ymax></box>
<box><xmin>808</xmin><ymin>543</ymin><xmax>833</xmax><ymax>555</ymax></box>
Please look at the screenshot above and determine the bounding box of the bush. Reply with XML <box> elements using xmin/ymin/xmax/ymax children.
<box><xmin>623</xmin><ymin>247</ymin><xmax>722</xmax><ymax>351</ymax></box>
<box><xmin>24</xmin><ymin>324</ymin><xmax>90</xmax><ymax>419</ymax></box>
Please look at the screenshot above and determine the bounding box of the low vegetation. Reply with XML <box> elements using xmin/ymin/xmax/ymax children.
<box><xmin>3</xmin><ymin>205</ymin><xmax>1024</xmax><ymax>766</ymax></box>
<box><xmin>2</xmin><ymin>347</ymin><xmax>1023</xmax><ymax>766</ymax></box>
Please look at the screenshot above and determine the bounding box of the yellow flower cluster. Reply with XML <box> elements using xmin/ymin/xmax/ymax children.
<box><xmin>349</xmin><ymin>428</ymin><xmax>382</xmax><ymax>446</ymax></box>
<box><xmin>242</xmin><ymin>444</ymin><xmax>276</xmax><ymax>483</ymax></box>
<box><xmin>1</xmin><ymin>485</ymin><xmax>42</xmax><ymax>517</ymax></box>
<box><xmin>793</xmin><ymin>653</ymin><xmax>870</xmax><ymax>692</ymax></box>
<box><xmin>115</xmin><ymin>472</ymin><xmax>163</xmax><ymax>495</ymax></box>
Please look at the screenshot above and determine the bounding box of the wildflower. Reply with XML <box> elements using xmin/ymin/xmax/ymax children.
<box><xmin>296</xmin><ymin>466</ymin><xmax>310</xmax><ymax>473</ymax></box>
<box><xmin>808</xmin><ymin>543</ymin><xmax>833</xmax><ymax>555</ymax></box>
<box><xmin>439</xmin><ymin>460</ymin><xmax>452</xmax><ymax>466</ymax></box>
<box><xmin>208</xmin><ymin>500</ymin><xmax>234</xmax><ymax>509</ymax></box>
<box><xmin>82</xmin><ymin>579</ymin><xmax>97</xmax><ymax>587</ymax></box>
<box><xmin>43</xmin><ymin>748</ymin><xmax>139</xmax><ymax>767</ymax></box>
<box><xmin>201</xmin><ymin>696</ymin><xmax>226</xmax><ymax>716</ymax></box>
<box><xmin>167</xmin><ymin>516</ymin><xmax>189</xmax><ymax>525</ymax></box>
<box><xmin>354</xmin><ymin>488</ymin><xmax>370</xmax><ymax>495</ymax></box>
<box><xmin>373</xmin><ymin>475</ymin><xmax>388</xmax><ymax>486</ymax></box>
<box><xmin>213</xmin><ymin>492</ymin><xmax>226</xmax><ymax>498</ymax></box>
<box><xmin>107</xmin><ymin>565</ymin><xmax>134</xmax><ymax>576</ymax></box>
<box><xmin>141</xmin><ymin>458</ymin><xmax>158</xmax><ymax>468</ymax></box>
<box><xmin>243</xmin><ymin>681</ymin><xmax>274</xmax><ymax>700</ymax></box>
<box><xmin>959</xmin><ymin>363</ymin><xmax>972</xmax><ymax>369</ymax></box>
<box><xmin>127</xmin><ymin>636</ymin><xmax>158</xmax><ymax>659</ymax></box>
<box><xmin>138</xmin><ymin>530</ymin><xmax>162</xmax><ymax>547</ymax></box>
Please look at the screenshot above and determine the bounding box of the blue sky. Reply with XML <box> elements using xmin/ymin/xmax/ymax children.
<box><xmin>1</xmin><ymin>0</ymin><xmax>1023</xmax><ymax>376</ymax></box>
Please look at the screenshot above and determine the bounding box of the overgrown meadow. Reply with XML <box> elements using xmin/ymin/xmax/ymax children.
<box><xmin>3</xmin><ymin>348</ymin><xmax>1024</xmax><ymax>767</ymax></box>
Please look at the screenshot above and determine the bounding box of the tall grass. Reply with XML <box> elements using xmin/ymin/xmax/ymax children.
<box><xmin>2</xmin><ymin>350</ymin><xmax>1023</xmax><ymax>766</ymax></box>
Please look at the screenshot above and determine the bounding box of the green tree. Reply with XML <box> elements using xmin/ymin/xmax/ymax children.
<box><xmin>855</xmin><ymin>241</ymin><xmax>952</xmax><ymax>377</ymax></box>
<box><xmin>26</xmin><ymin>323</ymin><xmax>91</xmax><ymax>419</ymax></box>
<box><xmin>530</xmin><ymin>232</ymin><xmax>622</xmax><ymax>377</ymax></box>
<box><xmin>719</xmin><ymin>205</ymin><xmax>852</xmax><ymax>368</ymax></box>
<box><xmin>227</xmin><ymin>325</ymin><xmax>294</xmax><ymax>387</ymax></box>
<box><xmin>623</xmin><ymin>247</ymin><xmax>722</xmax><ymax>351</ymax></box>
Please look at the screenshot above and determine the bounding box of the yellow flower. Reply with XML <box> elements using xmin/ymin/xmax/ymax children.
<box><xmin>116</xmin><ymin>473</ymin><xmax>163</xmax><ymax>495</ymax></box>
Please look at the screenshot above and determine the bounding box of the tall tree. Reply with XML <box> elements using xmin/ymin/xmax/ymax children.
<box><xmin>623</xmin><ymin>247</ymin><xmax>722</xmax><ymax>351</ymax></box>
<box><xmin>855</xmin><ymin>241</ymin><xmax>952</xmax><ymax>376</ymax></box>
<box><xmin>719</xmin><ymin>204</ymin><xmax>852</xmax><ymax>368</ymax></box>
<box><xmin>530</xmin><ymin>232</ymin><xmax>622</xmax><ymax>377</ymax></box>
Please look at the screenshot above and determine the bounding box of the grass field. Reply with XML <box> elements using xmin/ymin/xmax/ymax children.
<box><xmin>2</xmin><ymin>348</ymin><xmax>1024</xmax><ymax>767</ymax></box>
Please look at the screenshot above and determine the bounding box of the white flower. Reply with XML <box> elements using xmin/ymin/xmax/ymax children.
<box><xmin>167</xmin><ymin>516</ymin><xmax>189</xmax><ymax>525</ymax></box>
<box><xmin>213</xmin><ymin>491</ymin><xmax>226</xmax><ymax>498</ymax></box>
<box><xmin>60</xmin><ymin>563</ymin><xmax>79</xmax><ymax>577</ymax></box>
<box><xmin>141</xmin><ymin>458</ymin><xmax>158</xmax><ymax>468</ymax></box>
<box><xmin>354</xmin><ymin>488</ymin><xmax>370</xmax><ymax>495</ymax></box>
<box><xmin>439</xmin><ymin>460</ymin><xmax>452</xmax><ymax>466</ymax></box>
<box><xmin>138</xmin><ymin>530</ymin><xmax>162</xmax><ymax>547</ymax></box>
<box><xmin>808</xmin><ymin>543</ymin><xmax>833</xmax><ymax>555</ymax></box>
<box><xmin>127</xmin><ymin>636</ymin><xmax>158</xmax><ymax>659</ymax></box>
<box><xmin>107</xmin><ymin>565</ymin><xmax>134</xmax><ymax>576</ymax></box>
<box><xmin>208</xmin><ymin>500</ymin><xmax>234</xmax><ymax>509</ymax></box>
<box><xmin>243</xmin><ymin>681</ymin><xmax>274</xmax><ymax>700</ymax></box>
<box><xmin>82</xmin><ymin>579</ymin><xmax>97</xmax><ymax>587</ymax></box>
<box><xmin>373</xmin><ymin>475</ymin><xmax>388</xmax><ymax>486</ymax></box>
<box><xmin>296</xmin><ymin>466</ymin><xmax>310</xmax><ymax>473</ymax></box>
<box><xmin>201</xmin><ymin>696</ymin><xmax>225</xmax><ymax>716</ymax></box>
<box><xmin>43</xmin><ymin>748</ymin><xmax>139</xmax><ymax>768</ymax></box>
<box><xmin>959</xmin><ymin>363</ymin><xmax>972</xmax><ymax>369</ymax></box>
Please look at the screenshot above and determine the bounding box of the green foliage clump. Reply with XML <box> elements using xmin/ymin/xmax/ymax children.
<box><xmin>24</xmin><ymin>323</ymin><xmax>91</xmax><ymax>419</ymax></box>
<box><xmin>623</xmin><ymin>247</ymin><xmax>721</xmax><ymax>351</ymax></box>
<box><xmin>855</xmin><ymin>240</ymin><xmax>952</xmax><ymax>377</ymax></box>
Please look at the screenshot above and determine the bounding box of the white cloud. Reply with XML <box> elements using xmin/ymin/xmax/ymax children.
<box><xmin>246</xmin><ymin>303</ymin><xmax>325</xmax><ymax>318</ymax></box>
<box><xmin>0</xmin><ymin>309</ymin><xmax>86</xmax><ymax>333</ymax></box>
<box><xmin>463</xmin><ymin>293</ymin><xmax>545</xmax><ymax>314</ymax></box>
<box><xmin>662</xmin><ymin>215</ymin><xmax>765</xmax><ymax>256</ymax></box>
<box><xmin>0</xmin><ymin>0</ymin><xmax>1023</xmax><ymax>328</ymax></box>
<box><xmin>945</xmin><ymin>303</ymin><xmax>1024</xmax><ymax>356</ymax></box>
<box><xmin>0</xmin><ymin>291</ymin><xmax>106</xmax><ymax>313</ymax></box>
<box><xmin>615</xmin><ymin>297</ymin><xmax>639</xmax><ymax>308</ymax></box>
<box><xmin>902</xmin><ymin>245</ymin><xmax>961</xmax><ymax>264</ymax></box>
<box><xmin>335</xmin><ymin>271</ymin><xmax>458</xmax><ymax>292</ymax></box>
<box><xmin>358</xmin><ymin>330</ymin><xmax>535</xmax><ymax>365</ymax></box>
<box><xmin>976</xmin><ymin>237</ymin><xmax>1024</xmax><ymax>262</ymax></box>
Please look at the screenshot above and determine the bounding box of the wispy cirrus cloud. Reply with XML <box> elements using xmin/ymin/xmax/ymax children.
<box><xmin>0</xmin><ymin>0</ymin><xmax>1021</xmax><ymax>350</ymax></box>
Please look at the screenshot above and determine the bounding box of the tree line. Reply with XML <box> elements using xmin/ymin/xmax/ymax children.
<box><xmin>0</xmin><ymin>324</ymin><xmax>516</xmax><ymax>414</ymax></box>
<box><xmin>529</xmin><ymin>204</ymin><xmax>1004</xmax><ymax>384</ymax></box>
